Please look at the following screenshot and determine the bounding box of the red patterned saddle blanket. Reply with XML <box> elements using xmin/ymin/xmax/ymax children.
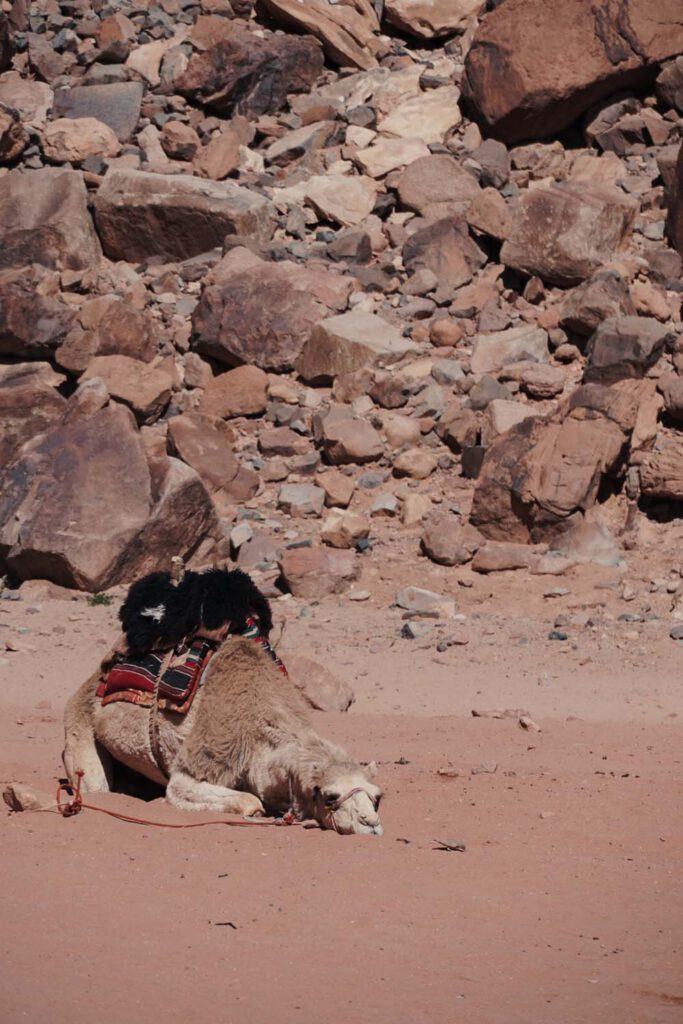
<box><xmin>96</xmin><ymin>619</ymin><xmax>287</xmax><ymax>715</ymax></box>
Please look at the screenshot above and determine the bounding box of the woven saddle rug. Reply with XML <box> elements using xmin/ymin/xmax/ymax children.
<box><xmin>96</xmin><ymin>619</ymin><xmax>287</xmax><ymax>715</ymax></box>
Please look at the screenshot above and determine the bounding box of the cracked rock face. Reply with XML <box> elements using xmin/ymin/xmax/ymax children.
<box><xmin>463</xmin><ymin>0</ymin><xmax>683</xmax><ymax>143</ymax></box>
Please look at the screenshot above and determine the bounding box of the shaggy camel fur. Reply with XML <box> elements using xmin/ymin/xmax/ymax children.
<box><xmin>63</xmin><ymin>636</ymin><xmax>383</xmax><ymax>836</ymax></box>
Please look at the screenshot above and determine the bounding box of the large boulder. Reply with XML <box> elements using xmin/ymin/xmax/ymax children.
<box><xmin>585</xmin><ymin>316</ymin><xmax>672</xmax><ymax>383</ymax></box>
<box><xmin>93</xmin><ymin>170</ymin><xmax>273</xmax><ymax>263</ymax></box>
<box><xmin>470</xmin><ymin>324</ymin><xmax>549</xmax><ymax>376</ymax></box>
<box><xmin>176</xmin><ymin>23</ymin><xmax>323</xmax><ymax>118</ymax></box>
<box><xmin>0</xmin><ymin>13</ymin><xmax>13</xmax><ymax>72</ymax></box>
<box><xmin>81</xmin><ymin>355</ymin><xmax>174</xmax><ymax>425</ymax></box>
<box><xmin>111</xmin><ymin>456</ymin><xmax>218</xmax><ymax>583</ymax></box>
<box><xmin>560</xmin><ymin>271</ymin><xmax>635</xmax><ymax>336</ymax></box>
<box><xmin>397</xmin><ymin>154</ymin><xmax>482</xmax><ymax>220</ymax></box>
<box><xmin>0</xmin><ymin>405</ymin><xmax>152</xmax><ymax>590</ymax></box>
<box><xmin>463</xmin><ymin>0</ymin><xmax>683</xmax><ymax>143</ymax></box>
<box><xmin>42</xmin><ymin>117</ymin><xmax>120</xmax><ymax>165</ymax></box>
<box><xmin>297</xmin><ymin>310</ymin><xmax>419</xmax><ymax>384</ymax></box>
<box><xmin>501</xmin><ymin>185</ymin><xmax>636</xmax><ymax>287</ymax></box>
<box><xmin>192</xmin><ymin>252</ymin><xmax>352</xmax><ymax>372</ymax></box>
<box><xmin>258</xmin><ymin>0</ymin><xmax>381</xmax><ymax>70</ymax></box>
<box><xmin>403</xmin><ymin>217</ymin><xmax>486</xmax><ymax>301</ymax></box>
<box><xmin>0</xmin><ymin>363</ymin><xmax>67</xmax><ymax>470</ymax></box>
<box><xmin>53</xmin><ymin>82</ymin><xmax>144</xmax><ymax>143</ymax></box>
<box><xmin>278</xmin><ymin>544</ymin><xmax>359</xmax><ymax>598</ymax></box>
<box><xmin>0</xmin><ymin>265</ymin><xmax>75</xmax><ymax>358</ymax></box>
<box><xmin>470</xmin><ymin>380</ymin><xmax>648</xmax><ymax>541</ymax></box>
<box><xmin>167</xmin><ymin>411</ymin><xmax>259</xmax><ymax>501</ymax></box>
<box><xmin>0</xmin><ymin>168</ymin><xmax>101</xmax><ymax>272</ymax></box>
<box><xmin>638</xmin><ymin>437</ymin><xmax>683</xmax><ymax>500</ymax></box>
<box><xmin>384</xmin><ymin>0</ymin><xmax>485</xmax><ymax>39</ymax></box>
<box><xmin>0</xmin><ymin>405</ymin><xmax>217</xmax><ymax>591</ymax></box>
<box><xmin>665</xmin><ymin>142</ymin><xmax>683</xmax><ymax>257</ymax></box>
<box><xmin>55</xmin><ymin>295</ymin><xmax>156</xmax><ymax>374</ymax></box>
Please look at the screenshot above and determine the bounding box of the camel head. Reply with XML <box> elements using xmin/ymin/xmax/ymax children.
<box><xmin>312</xmin><ymin>763</ymin><xmax>383</xmax><ymax>836</ymax></box>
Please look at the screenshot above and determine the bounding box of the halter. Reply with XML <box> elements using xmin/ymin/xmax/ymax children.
<box><xmin>324</xmin><ymin>787</ymin><xmax>368</xmax><ymax>833</ymax></box>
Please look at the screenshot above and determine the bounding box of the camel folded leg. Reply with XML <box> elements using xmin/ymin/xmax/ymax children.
<box><xmin>63</xmin><ymin>671</ymin><xmax>114</xmax><ymax>793</ymax></box>
<box><xmin>166</xmin><ymin>770</ymin><xmax>265</xmax><ymax>816</ymax></box>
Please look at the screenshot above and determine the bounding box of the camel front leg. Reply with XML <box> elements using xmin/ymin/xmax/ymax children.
<box><xmin>166</xmin><ymin>770</ymin><xmax>265</xmax><ymax>816</ymax></box>
<box><xmin>63</xmin><ymin>672</ymin><xmax>114</xmax><ymax>793</ymax></box>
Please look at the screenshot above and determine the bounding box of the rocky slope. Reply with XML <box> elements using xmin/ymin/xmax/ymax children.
<box><xmin>1</xmin><ymin>0</ymin><xmax>683</xmax><ymax>601</ymax></box>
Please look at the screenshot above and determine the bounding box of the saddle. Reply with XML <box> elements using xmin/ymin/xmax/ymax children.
<box><xmin>96</xmin><ymin>618</ymin><xmax>287</xmax><ymax>715</ymax></box>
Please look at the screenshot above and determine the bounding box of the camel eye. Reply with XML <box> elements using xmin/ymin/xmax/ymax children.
<box><xmin>324</xmin><ymin>793</ymin><xmax>339</xmax><ymax>806</ymax></box>
<box><xmin>373</xmin><ymin>795</ymin><xmax>382</xmax><ymax>810</ymax></box>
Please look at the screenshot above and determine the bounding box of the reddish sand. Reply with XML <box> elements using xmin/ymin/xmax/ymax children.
<box><xmin>1</xmin><ymin>558</ymin><xmax>683</xmax><ymax>1024</ymax></box>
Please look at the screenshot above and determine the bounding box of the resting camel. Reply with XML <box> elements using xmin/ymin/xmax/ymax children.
<box><xmin>63</xmin><ymin>571</ymin><xmax>383</xmax><ymax>836</ymax></box>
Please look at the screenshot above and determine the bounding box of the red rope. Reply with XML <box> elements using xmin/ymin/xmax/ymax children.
<box><xmin>56</xmin><ymin>771</ymin><xmax>300</xmax><ymax>829</ymax></box>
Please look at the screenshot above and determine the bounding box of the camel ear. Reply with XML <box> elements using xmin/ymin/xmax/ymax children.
<box><xmin>366</xmin><ymin>761</ymin><xmax>378</xmax><ymax>779</ymax></box>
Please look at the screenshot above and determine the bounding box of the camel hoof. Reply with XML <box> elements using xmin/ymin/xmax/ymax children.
<box><xmin>239</xmin><ymin>793</ymin><xmax>265</xmax><ymax>817</ymax></box>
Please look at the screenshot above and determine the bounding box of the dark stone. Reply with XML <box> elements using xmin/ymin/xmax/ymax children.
<box><xmin>53</xmin><ymin>82</ymin><xmax>144</xmax><ymax>143</ymax></box>
<box><xmin>176</xmin><ymin>25</ymin><xmax>323</xmax><ymax>118</ymax></box>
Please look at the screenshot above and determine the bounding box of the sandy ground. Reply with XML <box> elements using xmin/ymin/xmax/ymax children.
<box><xmin>1</xmin><ymin>552</ymin><xmax>683</xmax><ymax>1024</ymax></box>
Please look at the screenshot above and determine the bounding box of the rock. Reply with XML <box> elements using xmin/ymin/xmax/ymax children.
<box><xmin>463</xmin><ymin>0</ymin><xmax>683</xmax><ymax>143</ymax></box>
<box><xmin>403</xmin><ymin>217</ymin><xmax>486</xmax><ymax>302</ymax></box>
<box><xmin>259</xmin><ymin>0</ymin><xmax>381</xmax><ymax>70</ymax></box>
<box><xmin>429</xmin><ymin>318</ymin><xmax>465</xmax><ymax>347</ymax></box>
<box><xmin>0</xmin><ymin>13</ymin><xmax>13</xmax><ymax>72</ymax></box>
<box><xmin>393</xmin><ymin>447</ymin><xmax>438</xmax><ymax>480</ymax></box>
<box><xmin>378</xmin><ymin>86</ymin><xmax>462</xmax><ymax>144</ymax></box>
<box><xmin>585</xmin><ymin>317</ymin><xmax>672</xmax><ymax>383</ymax></box>
<box><xmin>501</xmin><ymin>362</ymin><xmax>566</xmax><ymax>400</ymax></box>
<box><xmin>395</xmin><ymin>586</ymin><xmax>456</xmax><ymax>617</ymax></box>
<box><xmin>318</xmin><ymin>469</ymin><xmax>355</xmax><ymax>508</ymax></box>
<box><xmin>42</xmin><ymin>117</ymin><xmax>120</xmax><ymax>165</ymax></box>
<box><xmin>0</xmin><ymin>168</ymin><xmax>101</xmax><ymax>272</ymax></box>
<box><xmin>278</xmin><ymin>483</ymin><xmax>325</xmax><ymax>518</ymax></box>
<box><xmin>466</xmin><ymin>188</ymin><xmax>513</xmax><ymax>240</ymax></box>
<box><xmin>0</xmin><ymin>104</ymin><xmax>29</xmax><ymax>163</ymax></box>
<box><xmin>355</xmin><ymin>137</ymin><xmax>430</xmax><ymax>179</ymax></box>
<box><xmin>195</xmin><ymin>118</ymin><xmax>254</xmax><ymax>180</ymax></box>
<box><xmin>397</xmin><ymin>154</ymin><xmax>481</xmax><ymax>220</ymax></box>
<box><xmin>472</xmin><ymin>139</ymin><xmax>511</xmax><ymax>189</ymax></box>
<box><xmin>482</xmin><ymin>399</ymin><xmax>543</xmax><ymax>443</ymax></box>
<box><xmin>266</xmin><ymin>120</ymin><xmax>334</xmax><ymax>167</ymax></box>
<box><xmin>670</xmin><ymin>623</ymin><xmax>683</xmax><ymax>641</ymax></box>
<box><xmin>0</xmin><ymin>266</ymin><xmax>75</xmax><ymax>358</ymax></box>
<box><xmin>471</xmin><ymin>325</ymin><xmax>549</xmax><ymax>377</ymax></box>
<box><xmin>168</xmin><ymin>411</ymin><xmax>257</xmax><ymax>499</ymax></box>
<box><xmin>3</xmin><ymin>783</ymin><xmax>56</xmax><ymax>813</ymax></box>
<box><xmin>0</xmin><ymin>405</ymin><xmax>151</xmax><ymax>591</ymax></box>
<box><xmin>56</xmin><ymin>296</ymin><xmax>156</xmax><ymax>374</ymax></box>
<box><xmin>278</xmin><ymin>544</ymin><xmax>358</xmax><ymax>598</ymax></box>
<box><xmin>501</xmin><ymin>185</ymin><xmax>637</xmax><ymax>286</ymax></box>
<box><xmin>304</xmin><ymin>174</ymin><xmax>377</xmax><ymax>228</ymax></box>
<box><xmin>400</xmin><ymin>494</ymin><xmax>431</xmax><ymax>526</ymax></box>
<box><xmin>160</xmin><ymin>121</ymin><xmax>201</xmax><ymax>162</ymax></box>
<box><xmin>94</xmin><ymin>170</ymin><xmax>272</xmax><ymax>263</ymax></box>
<box><xmin>0</xmin><ymin>75</ymin><xmax>52</xmax><ymax>130</ymax></box>
<box><xmin>658</xmin><ymin>56</ymin><xmax>683</xmax><ymax>113</ymax></box>
<box><xmin>53</xmin><ymin>82</ymin><xmax>143</xmax><ymax>143</ymax></box>
<box><xmin>472</xmin><ymin>541</ymin><xmax>535</xmax><ymax>573</ymax></box>
<box><xmin>259</xmin><ymin>426</ymin><xmax>310</xmax><ymax>457</ymax></box>
<box><xmin>113</xmin><ymin>456</ymin><xmax>217</xmax><ymax>585</ymax></box>
<box><xmin>193</xmin><ymin>254</ymin><xmax>351</xmax><ymax>372</ymax></box>
<box><xmin>81</xmin><ymin>356</ymin><xmax>173</xmax><ymax>425</ymax></box>
<box><xmin>320</xmin><ymin>417</ymin><xmax>384</xmax><ymax>465</ymax></box>
<box><xmin>470</xmin><ymin>380</ymin><xmax>647</xmax><ymax>541</ymax></box>
<box><xmin>177</xmin><ymin>24</ymin><xmax>323</xmax><ymax>118</ymax></box>
<box><xmin>97</xmin><ymin>12</ymin><xmax>136</xmax><ymax>62</ymax></box>
<box><xmin>421</xmin><ymin>518</ymin><xmax>482</xmax><ymax>566</ymax></box>
<box><xmin>0</xmin><ymin>362</ymin><xmax>67</xmax><ymax>470</ymax></box>
<box><xmin>659</xmin><ymin>375</ymin><xmax>683</xmax><ymax>420</ymax></box>
<box><xmin>384</xmin><ymin>0</ymin><xmax>485</xmax><ymax>38</ymax></box>
<box><xmin>469</xmin><ymin>376</ymin><xmax>512</xmax><ymax>411</ymax></box>
<box><xmin>639</xmin><ymin>438</ymin><xmax>683</xmax><ymax>500</ymax></box>
<box><xmin>200</xmin><ymin>365</ymin><xmax>268</xmax><ymax>419</ymax></box>
<box><xmin>666</xmin><ymin>143</ymin><xmax>683</xmax><ymax>258</ymax></box>
<box><xmin>436</xmin><ymin>404</ymin><xmax>479</xmax><ymax>453</ymax></box>
<box><xmin>560</xmin><ymin>271</ymin><xmax>635</xmax><ymax>336</ymax></box>
<box><xmin>285</xmin><ymin>654</ymin><xmax>355</xmax><ymax>712</ymax></box>
<box><xmin>297</xmin><ymin>311</ymin><xmax>419</xmax><ymax>385</ymax></box>
<box><xmin>321</xmin><ymin>509</ymin><xmax>370</xmax><ymax>548</ymax></box>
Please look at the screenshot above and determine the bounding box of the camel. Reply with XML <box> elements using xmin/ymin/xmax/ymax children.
<box><xmin>63</xmin><ymin>634</ymin><xmax>383</xmax><ymax>836</ymax></box>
